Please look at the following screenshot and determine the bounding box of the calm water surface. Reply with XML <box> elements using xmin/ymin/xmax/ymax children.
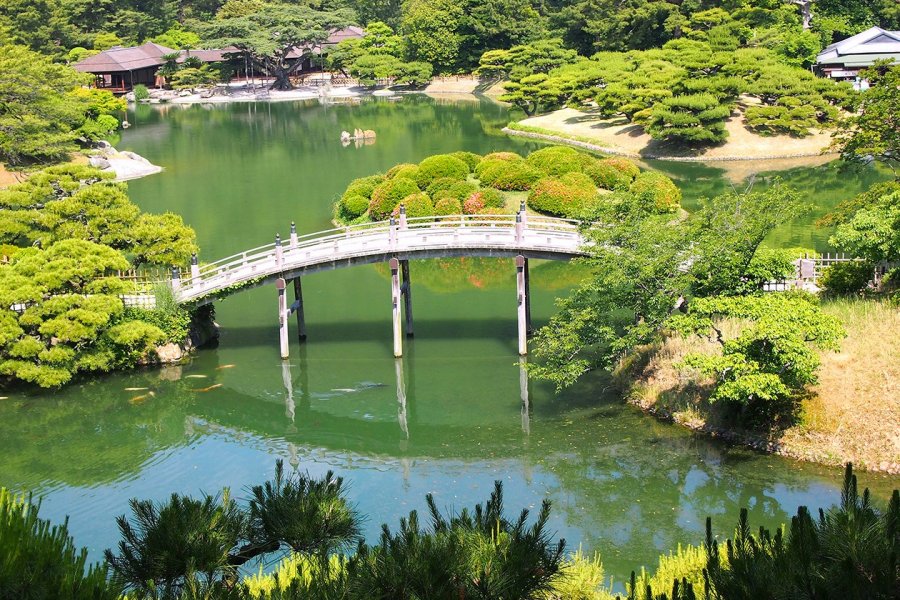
<box><xmin>1</xmin><ymin>97</ymin><xmax>896</xmax><ymax>583</ymax></box>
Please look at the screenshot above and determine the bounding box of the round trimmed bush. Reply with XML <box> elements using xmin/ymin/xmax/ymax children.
<box><xmin>340</xmin><ymin>194</ymin><xmax>369</xmax><ymax>219</ymax></box>
<box><xmin>343</xmin><ymin>174</ymin><xmax>385</xmax><ymax>200</ymax></box>
<box><xmin>528</xmin><ymin>177</ymin><xmax>598</xmax><ymax>218</ymax></box>
<box><xmin>584</xmin><ymin>161</ymin><xmax>632</xmax><ymax>191</ymax></box>
<box><xmin>415</xmin><ymin>154</ymin><xmax>469</xmax><ymax>188</ymax></box>
<box><xmin>463</xmin><ymin>195</ymin><xmax>485</xmax><ymax>215</ymax></box>
<box><xmin>475</xmin><ymin>152</ymin><xmax>523</xmax><ymax>179</ymax></box>
<box><xmin>369</xmin><ymin>177</ymin><xmax>420</xmax><ymax>220</ymax></box>
<box><xmin>820</xmin><ymin>261</ymin><xmax>872</xmax><ymax>296</ymax></box>
<box><xmin>386</xmin><ymin>163</ymin><xmax>420</xmax><ymax>180</ymax></box>
<box><xmin>559</xmin><ymin>171</ymin><xmax>596</xmax><ymax>191</ymax></box>
<box><xmin>602</xmin><ymin>157</ymin><xmax>640</xmax><ymax>180</ymax></box>
<box><xmin>629</xmin><ymin>171</ymin><xmax>682</xmax><ymax>213</ymax></box>
<box><xmin>396</xmin><ymin>192</ymin><xmax>433</xmax><ymax>218</ymax></box>
<box><xmin>477</xmin><ymin>160</ymin><xmax>543</xmax><ymax>191</ymax></box>
<box><xmin>449</xmin><ymin>151</ymin><xmax>481</xmax><ymax>171</ymax></box>
<box><xmin>427</xmin><ymin>178</ymin><xmax>476</xmax><ymax>201</ymax></box>
<box><xmin>525</xmin><ymin>146</ymin><xmax>585</xmax><ymax>177</ymax></box>
<box><xmin>466</xmin><ymin>188</ymin><xmax>505</xmax><ymax>210</ymax></box>
<box><xmin>434</xmin><ymin>196</ymin><xmax>462</xmax><ymax>216</ymax></box>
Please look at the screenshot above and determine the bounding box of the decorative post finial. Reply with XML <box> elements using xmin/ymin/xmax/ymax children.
<box><xmin>171</xmin><ymin>266</ymin><xmax>180</xmax><ymax>280</ymax></box>
<box><xmin>399</xmin><ymin>204</ymin><xmax>406</xmax><ymax>215</ymax></box>
<box><xmin>275</xmin><ymin>232</ymin><xmax>281</xmax><ymax>244</ymax></box>
<box><xmin>191</xmin><ymin>253</ymin><xmax>198</xmax><ymax>266</ymax></box>
<box><xmin>290</xmin><ymin>221</ymin><xmax>296</xmax><ymax>234</ymax></box>
<box><xmin>519</xmin><ymin>200</ymin><xmax>526</xmax><ymax>213</ymax></box>
<box><xmin>398</xmin><ymin>204</ymin><xmax>408</xmax><ymax>230</ymax></box>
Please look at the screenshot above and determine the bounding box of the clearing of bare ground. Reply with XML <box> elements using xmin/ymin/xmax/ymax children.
<box><xmin>618</xmin><ymin>297</ymin><xmax>900</xmax><ymax>474</ymax></box>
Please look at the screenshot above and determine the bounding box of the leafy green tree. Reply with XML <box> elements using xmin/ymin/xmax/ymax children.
<box><xmin>0</xmin><ymin>0</ymin><xmax>83</xmax><ymax>59</ymax></box>
<box><xmin>152</xmin><ymin>25</ymin><xmax>201</xmax><ymax>49</ymax></box>
<box><xmin>92</xmin><ymin>31</ymin><xmax>124</xmax><ymax>50</ymax></box>
<box><xmin>0</xmin><ymin>165</ymin><xmax>197</xmax><ymax>266</ymax></box>
<box><xmin>400</xmin><ymin>0</ymin><xmax>466</xmax><ymax>73</ymax></box>
<box><xmin>672</xmin><ymin>294</ymin><xmax>844</xmax><ymax>424</ymax></box>
<box><xmin>645</xmin><ymin>93</ymin><xmax>731</xmax><ymax>145</ymax></box>
<box><xmin>203</xmin><ymin>4</ymin><xmax>353</xmax><ymax>90</ymax></box>
<box><xmin>833</xmin><ymin>62</ymin><xmax>900</xmax><ymax>174</ymax></box>
<box><xmin>529</xmin><ymin>184</ymin><xmax>805</xmax><ymax>390</ymax></box>
<box><xmin>830</xmin><ymin>189</ymin><xmax>900</xmax><ymax>264</ymax></box>
<box><xmin>0</xmin><ymin>45</ymin><xmax>89</xmax><ymax>166</ymax></box>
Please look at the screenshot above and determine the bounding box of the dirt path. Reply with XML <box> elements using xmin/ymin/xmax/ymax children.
<box><xmin>517</xmin><ymin>107</ymin><xmax>837</xmax><ymax>162</ymax></box>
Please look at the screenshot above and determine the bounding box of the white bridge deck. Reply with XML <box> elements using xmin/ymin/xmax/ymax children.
<box><xmin>172</xmin><ymin>214</ymin><xmax>588</xmax><ymax>305</ymax></box>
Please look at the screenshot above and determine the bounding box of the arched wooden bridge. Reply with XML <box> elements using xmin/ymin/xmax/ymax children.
<box><xmin>167</xmin><ymin>209</ymin><xmax>588</xmax><ymax>357</ymax></box>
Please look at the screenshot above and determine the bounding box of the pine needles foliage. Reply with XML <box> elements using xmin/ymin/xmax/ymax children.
<box><xmin>0</xmin><ymin>488</ymin><xmax>120</xmax><ymax>599</ymax></box>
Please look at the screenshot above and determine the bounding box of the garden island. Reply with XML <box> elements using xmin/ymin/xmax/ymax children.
<box><xmin>0</xmin><ymin>0</ymin><xmax>898</xmax><ymax>598</ymax></box>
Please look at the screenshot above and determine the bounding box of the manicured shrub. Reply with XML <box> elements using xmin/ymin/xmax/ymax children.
<box><xmin>602</xmin><ymin>157</ymin><xmax>640</xmax><ymax>180</ymax></box>
<box><xmin>469</xmin><ymin>187</ymin><xmax>505</xmax><ymax>209</ymax></box>
<box><xmin>820</xmin><ymin>261</ymin><xmax>872</xmax><ymax>295</ymax></box>
<box><xmin>434</xmin><ymin>196</ymin><xmax>462</xmax><ymax>215</ymax></box>
<box><xmin>369</xmin><ymin>177</ymin><xmax>419</xmax><ymax>220</ymax></box>
<box><xmin>559</xmin><ymin>171</ymin><xmax>596</xmax><ymax>192</ymax></box>
<box><xmin>385</xmin><ymin>163</ymin><xmax>419</xmax><ymax>180</ymax></box>
<box><xmin>340</xmin><ymin>194</ymin><xmax>369</xmax><ymax>219</ymax></box>
<box><xmin>415</xmin><ymin>154</ymin><xmax>469</xmax><ymax>187</ymax></box>
<box><xmin>584</xmin><ymin>161</ymin><xmax>630</xmax><ymax>191</ymax></box>
<box><xmin>525</xmin><ymin>145</ymin><xmax>585</xmax><ymax>177</ymax></box>
<box><xmin>343</xmin><ymin>175</ymin><xmax>385</xmax><ymax>200</ymax></box>
<box><xmin>463</xmin><ymin>195</ymin><xmax>485</xmax><ymax>214</ymax></box>
<box><xmin>528</xmin><ymin>177</ymin><xmax>598</xmax><ymax>218</ymax></box>
<box><xmin>477</xmin><ymin>160</ymin><xmax>543</xmax><ymax>191</ymax></box>
<box><xmin>449</xmin><ymin>151</ymin><xmax>482</xmax><ymax>171</ymax></box>
<box><xmin>397</xmin><ymin>192</ymin><xmax>433</xmax><ymax>218</ymax></box>
<box><xmin>427</xmin><ymin>178</ymin><xmax>476</xmax><ymax>202</ymax></box>
<box><xmin>629</xmin><ymin>171</ymin><xmax>682</xmax><ymax>213</ymax></box>
<box><xmin>474</xmin><ymin>152</ymin><xmax>523</xmax><ymax>178</ymax></box>
<box><xmin>132</xmin><ymin>84</ymin><xmax>150</xmax><ymax>101</ymax></box>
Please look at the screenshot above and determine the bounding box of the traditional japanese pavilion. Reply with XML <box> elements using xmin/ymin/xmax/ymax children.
<box><xmin>816</xmin><ymin>26</ymin><xmax>900</xmax><ymax>82</ymax></box>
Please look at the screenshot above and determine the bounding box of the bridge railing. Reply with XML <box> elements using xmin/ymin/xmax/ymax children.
<box><xmin>176</xmin><ymin>214</ymin><xmax>584</xmax><ymax>292</ymax></box>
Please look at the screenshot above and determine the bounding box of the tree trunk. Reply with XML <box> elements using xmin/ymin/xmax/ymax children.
<box><xmin>271</xmin><ymin>68</ymin><xmax>293</xmax><ymax>91</ymax></box>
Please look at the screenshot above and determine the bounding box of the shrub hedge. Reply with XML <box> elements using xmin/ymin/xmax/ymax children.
<box><xmin>528</xmin><ymin>177</ymin><xmax>598</xmax><ymax>218</ymax></box>
<box><xmin>820</xmin><ymin>261</ymin><xmax>872</xmax><ymax>295</ymax></box>
<box><xmin>629</xmin><ymin>171</ymin><xmax>682</xmax><ymax>213</ymax></box>
<box><xmin>415</xmin><ymin>154</ymin><xmax>470</xmax><ymax>188</ymax></box>
<box><xmin>340</xmin><ymin>194</ymin><xmax>370</xmax><ymax>219</ymax></box>
<box><xmin>369</xmin><ymin>177</ymin><xmax>419</xmax><ymax>220</ymax></box>
<box><xmin>449</xmin><ymin>151</ymin><xmax>482</xmax><ymax>171</ymax></box>
<box><xmin>584</xmin><ymin>162</ymin><xmax>631</xmax><ymax>191</ymax></box>
<box><xmin>525</xmin><ymin>146</ymin><xmax>585</xmax><ymax>177</ymax></box>
<box><xmin>434</xmin><ymin>197</ymin><xmax>462</xmax><ymax>215</ymax></box>
<box><xmin>397</xmin><ymin>192</ymin><xmax>434</xmax><ymax>219</ymax></box>
<box><xmin>386</xmin><ymin>163</ymin><xmax>419</xmax><ymax>180</ymax></box>
<box><xmin>477</xmin><ymin>159</ymin><xmax>543</xmax><ymax>191</ymax></box>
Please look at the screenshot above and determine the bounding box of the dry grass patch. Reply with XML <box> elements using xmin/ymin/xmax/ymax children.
<box><xmin>619</xmin><ymin>298</ymin><xmax>900</xmax><ymax>473</ymax></box>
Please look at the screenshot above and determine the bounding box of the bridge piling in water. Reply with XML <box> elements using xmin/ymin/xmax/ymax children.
<box><xmin>516</xmin><ymin>255</ymin><xmax>528</xmax><ymax>355</ymax></box>
<box><xmin>400</xmin><ymin>260</ymin><xmax>413</xmax><ymax>337</ymax></box>
<box><xmin>276</xmin><ymin>277</ymin><xmax>289</xmax><ymax>359</ymax></box>
<box><xmin>292</xmin><ymin>277</ymin><xmax>307</xmax><ymax>341</ymax></box>
<box><xmin>390</xmin><ymin>258</ymin><xmax>402</xmax><ymax>357</ymax></box>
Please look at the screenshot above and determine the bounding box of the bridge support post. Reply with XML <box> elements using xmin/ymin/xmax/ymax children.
<box><xmin>276</xmin><ymin>277</ymin><xmax>289</xmax><ymax>359</ymax></box>
<box><xmin>293</xmin><ymin>277</ymin><xmax>307</xmax><ymax>341</ymax></box>
<box><xmin>190</xmin><ymin>253</ymin><xmax>200</xmax><ymax>280</ymax></box>
<box><xmin>516</xmin><ymin>255</ymin><xmax>527</xmax><ymax>355</ymax></box>
<box><xmin>400</xmin><ymin>260</ymin><xmax>413</xmax><ymax>337</ymax></box>
<box><xmin>523</xmin><ymin>257</ymin><xmax>532</xmax><ymax>334</ymax></box>
<box><xmin>390</xmin><ymin>258</ymin><xmax>402</xmax><ymax>357</ymax></box>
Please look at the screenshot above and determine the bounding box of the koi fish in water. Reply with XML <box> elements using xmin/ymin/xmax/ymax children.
<box><xmin>129</xmin><ymin>391</ymin><xmax>156</xmax><ymax>404</ymax></box>
<box><xmin>192</xmin><ymin>383</ymin><xmax>223</xmax><ymax>392</ymax></box>
<box><xmin>185</xmin><ymin>375</ymin><xmax>208</xmax><ymax>379</ymax></box>
<box><xmin>216</xmin><ymin>364</ymin><xmax>236</xmax><ymax>370</ymax></box>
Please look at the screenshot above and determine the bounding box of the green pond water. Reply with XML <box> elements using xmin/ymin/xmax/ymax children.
<box><xmin>1</xmin><ymin>96</ymin><xmax>896</xmax><ymax>583</ymax></box>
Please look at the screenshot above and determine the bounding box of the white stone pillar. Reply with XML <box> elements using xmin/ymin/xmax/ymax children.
<box><xmin>277</xmin><ymin>277</ymin><xmax>289</xmax><ymax>359</ymax></box>
<box><xmin>390</xmin><ymin>258</ymin><xmax>402</xmax><ymax>357</ymax></box>
<box><xmin>516</xmin><ymin>255</ymin><xmax>527</xmax><ymax>355</ymax></box>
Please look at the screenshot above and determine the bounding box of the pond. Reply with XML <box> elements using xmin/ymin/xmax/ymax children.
<box><xmin>1</xmin><ymin>96</ymin><xmax>895</xmax><ymax>584</ymax></box>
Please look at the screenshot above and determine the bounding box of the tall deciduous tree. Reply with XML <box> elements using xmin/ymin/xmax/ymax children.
<box><xmin>202</xmin><ymin>4</ymin><xmax>352</xmax><ymax>90</ymax></box>
<box><xmin>834</xmin><ymin>62</ymin><xmax>899</xmax><ymax>174</ymax></box>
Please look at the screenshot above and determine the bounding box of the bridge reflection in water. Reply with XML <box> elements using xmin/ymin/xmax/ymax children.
<box><xmin>279</xmin><ymin>354</ymin><xmax>533</xmax><ymax>446</ymax></box>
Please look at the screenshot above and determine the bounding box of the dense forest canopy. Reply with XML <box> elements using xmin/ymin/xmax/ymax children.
<box><xmin>0</xmin><ymin>0</ymin><xmax>897</xmax><ymax>72</ymax></box>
